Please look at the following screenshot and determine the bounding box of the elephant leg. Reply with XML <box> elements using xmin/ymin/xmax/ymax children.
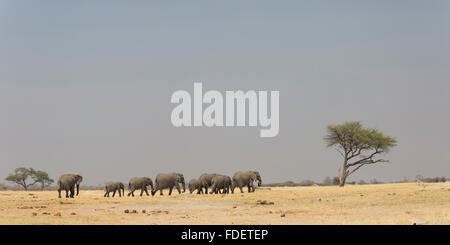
<box><xmin>140</xmin><ymin>188</ymin><xmax>144</xmax><ymax>197</ymax></box>
<box><xmin>112</xmin><ymin>190</ymin><xmax>116</xmax><ymax>197</ymax></box>
<box><xmin>65</xmin><ymin>189</ymin><xmax>69</xmax><ymax>198</ymax></box>
<box><xmin>58</xmin><ymin>188</ymin><xmax>62</xmax><ymax>198</ymax></box>
<box><xmin>239</xmin><ymin>186</ymin><xmax>244</xmax><ymax>193</ymax></box>
<box><xmin>168</xmin><ymin>187</ymin><xmax>173</xmax><ymax>196</ymax></box>
<box><xmin>176</xmin><ymin>185</ymin><xmax>181</xmax><ymax>194</ymax></box>
<box><xmin>144</xmin><ymin>187</ymin><xmax>149</xmax><ymax>196</ymax></box>
<box><xmin>249</xmin><ymin>182</ymin><xmax>255</xmax><ymax>192</ymax></box>
<box><xmin>119</xmin><ymin>190</ymin><xmax>122</xmax><ymax>197</ymax></box>
<box><xmin>104</xmin><ymin>191</ymin><xmax>107</xmax><ymax>197</ymax></box>
<box><xmin>160</xmin><ymin>188</ymin><xmax>163</xmax><ymax>195</ymax></box>
<box><xmin>128</xmin><ymin>187</ymin><xmax>135</xmax><ymax>197</ymax></box>
<box><xmin>205</xmin><ymin>186</ymin><xmax>208</xmax><ymax>194</ymax></box>
<box><xmin>70</xmin><ymin>187</ymin><xmax>75</xmax><ymax>198</ymax></box>
<box><xmin>151</xmin><ymin>187</ymin><xmax>157</xmax><ymax>196</ymax></box>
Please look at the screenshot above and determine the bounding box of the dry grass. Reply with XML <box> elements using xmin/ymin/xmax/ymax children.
<box><xmin>0</xmin><ymin>182</ymin><xmax>449</xmax><ymax>225</ymax></box>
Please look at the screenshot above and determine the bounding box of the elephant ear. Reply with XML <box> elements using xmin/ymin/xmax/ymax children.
<box><xmin>75</xmin><ymin>175</ymin><xmax>83</xmax><ymax>183</ymax></box>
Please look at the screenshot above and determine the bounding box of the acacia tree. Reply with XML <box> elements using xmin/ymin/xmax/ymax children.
<box><xmin>5</xmin><ymin>167</ymin><xmax>53</xmax><ymax>190</ymax></box>
<box><xmin>324</xmin><ymin>121</ymin><xmax>397</xmax><ymax>187</ymax></box>
<box><xmin>31</xmin><ymin>170</ymin><xmax>54</xmax><ymax>190</ymax></box>
<box><xmin>5</xmin><ymin>167</ymin><xmax>37</xmax><ymax>191</ymax></box>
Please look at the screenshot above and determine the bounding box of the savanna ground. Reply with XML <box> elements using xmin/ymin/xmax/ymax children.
<box><xmin>0</xmin><ymin>182</ymin><xmax>449</xmax><ymax>225</ymax></box>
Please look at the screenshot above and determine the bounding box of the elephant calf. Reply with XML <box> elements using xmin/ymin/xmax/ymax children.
<box><xmin>209</xmin><ymin>175</ymin><xmax>233</xmax><ymax>194</ymax></box>
<box><xmin>128</xmin><ymin>177</ymin><xmax>154</xmax><ymax>197</ymax></box>
<box><xmin>188</xmin><ymin>179</ymin><xmax>204</xmax><ymax>194</ymax></box>
<box><xmin>104</xmin><ymin>182</ymin><xmax>125</xmax><ymax>197</ymax></box>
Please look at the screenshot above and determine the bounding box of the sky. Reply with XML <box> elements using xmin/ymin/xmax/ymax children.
<box><xmin>1</xmin><ymin>1</ymin><xmax>449</xmax><ymax>186</ymax></box>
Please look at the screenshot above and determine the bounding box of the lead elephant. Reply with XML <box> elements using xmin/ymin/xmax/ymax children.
<box><xmin>198</xmin><ymin>173</ymin><xmax>219</xmax><ymax>194</ymax></box>
<box><xmin>58</xmin><ymin>174</ymin><xmax>83</xmax><ymax>198</ymax></box>
<box><xmin>232</xmin><ymin>171</ymin><xmax>262</xmax><ymax>193</ymax></box>
<box><xmin>188</xmin><ymin>178</ymin><xmax>204</xmax><ymax>194</ymax></box>
<box><xmin>152</xmin><ymin>173</ymin><xmax>185</xmax><ymax>196</ymax></box>
<box><xmin>128</xmin><ymin>177</ymin><xmax>153</xmax><ymax>197</ymax></box>
<box><xmin>104</xmin><ymin>182</ymin><xmax>125</xmax><ymax>197</ymax></box>
<box><xmin>209</xmin><ymin>175</ymin><xmax>233</xmax><ymax>194</ymax></box>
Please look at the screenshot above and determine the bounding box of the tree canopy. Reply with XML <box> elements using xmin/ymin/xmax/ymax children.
<box><xmin>32</xmin><ymin>170</ymin><xmax>54</xmax><ymax>189</ymax></box>
<box><xmin>5</xmin><ymin>167</ymin><xmax>54</xmax><ymax>190</ymax></box>
<box><xmin>324</xmin><ymin>121</ymin><xmax>397</xmax><ymax>186</ymax></box>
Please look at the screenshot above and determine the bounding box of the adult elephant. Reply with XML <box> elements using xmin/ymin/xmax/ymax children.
<box><xmin>57</xmin><ymin>174</ymin><xmax>83</xmax><ymax>198</ymax></box>
<box><xmin>232</xmin><ymin>171</ymin><xmax>262</xmax><ymax>193</ymax></box>
<box><xmin>209</xmin><ymin>175</ymin><xmax>233</xmax><ymax>194</ymax></box>
<box><xmin>198</xmin><ymin>173</ymin><xmax>219</xmax><ymax>194</ymax></box>
<box><xmin>104</xmin><ymin>182</ymin><xmax>125</xmax><ymax>197</ymax></box>
<box><xmin>152</xmin><ymin>173</ymin><xmax>185</xmax><ymax>196</ymax></box>
<box><xmin>128</xmin><ymin>177</ymin><xmax>153</xmax><ymax>197</ymax></box>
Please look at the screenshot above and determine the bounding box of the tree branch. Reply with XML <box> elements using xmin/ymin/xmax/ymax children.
<box><xmin>347</xmin><ymin>148</ymin><xmax>382</xmax><ymax>167</ymax></box>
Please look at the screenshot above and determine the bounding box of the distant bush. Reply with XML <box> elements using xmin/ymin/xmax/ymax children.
<box><xmin>421</xmin><ymin>176</ymin><xmax>446</xmax><ymax>183</ymax></box>
<box><xmin>332</xmin><ymin>176</ymin><xmax>340</xmax><ymax>185</ymax></box>
<box><xmin>322</xmin><ymin>176</ymin><xmax>333</xmax><ymax>186</ymax></box>
<box><xmin>298</xmin><ymin>180</ymin><xmax>316</xmax><ymax>186</ymax></box>
<box><xmin>358</xmin><ymin>180</ymin><xmax>367</xmax><ymax>185</ymax></box>
<box><xmin>370</xmin><ymin>178</ymin><xmax>382</xmax><ymax>184</ymax></box>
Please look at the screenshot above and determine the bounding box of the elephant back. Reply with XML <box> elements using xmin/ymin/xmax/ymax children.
<box><xmin>58</xmin><ymin>174</ymin><xmax>77</xmax><ymax>188</ymax></box>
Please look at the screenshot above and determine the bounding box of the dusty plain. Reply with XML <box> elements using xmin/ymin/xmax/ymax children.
<box><xmin>0</xmin><ymin>182</ymin><xmax>449</xmax><ymax>225</ymax></box>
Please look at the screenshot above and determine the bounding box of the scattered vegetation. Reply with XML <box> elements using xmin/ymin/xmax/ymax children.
<box><xmin>262</xmin><ymin>176</ymin><xmax>447</xmax><ymax>187</ymax></box>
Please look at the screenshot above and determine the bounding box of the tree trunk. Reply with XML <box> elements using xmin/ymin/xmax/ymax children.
<box><xmin>339</xmin><ymin>160</ymin><xmax>348</xmax><ymax>187</ymax></box>
<box><xmin>339</xmin><ymin>175</ymin><xmax>347</xmax><ymax>187</ymax></box>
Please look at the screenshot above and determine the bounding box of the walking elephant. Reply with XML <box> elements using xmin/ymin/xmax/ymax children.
<box><xmin>209</xmin><ymin>175</ymin><xmax>233</xmax><ymax>194</ymax></box>
<box><xmin>128</xmin><ymin>177</ymin><xmax>154</xmax><ymax>197</ymax></box>
<box><xmin>152</xmin><ymin>173</ymin><xmax>185</xmax><ymax>196</ymax></box>
<box><xmin>174</xmin><ymin>172</ymin><xmax>186</xmax><ymax>193</ymax></box>
<box><xmin>188</xmin><ymin>178</ymin><xmax>204</xmax><ymax>194</ymax></box>
<box><xmin>57</xmin><ymin>174</ymin><xmax>83</xmax><ymax>198</ymax></box>
<box><xmin>104</xmin><ymin>182</ymin><xmax>125</xmax><ymax>197</ymax></box>
<box><xmin>232</xmin><ymin>171</ymin><xmax>262</xmax><ymax>193</ymax></box>
<box><xmin>198</xmin><ymin>173</ymin><xmax>219</xmax><ymax>194</ymax></box>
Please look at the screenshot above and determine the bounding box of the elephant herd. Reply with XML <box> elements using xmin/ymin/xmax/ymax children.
<box><xmin>57</xmin><ymin>171</ymin><xmax>262</xmax><ymax>198</ymax></box>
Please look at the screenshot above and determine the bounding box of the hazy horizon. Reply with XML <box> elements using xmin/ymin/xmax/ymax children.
<box><xmin>1</xmin><ymin>1</ymin><xmax>449</xmax><ymax>186</ymax></box>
